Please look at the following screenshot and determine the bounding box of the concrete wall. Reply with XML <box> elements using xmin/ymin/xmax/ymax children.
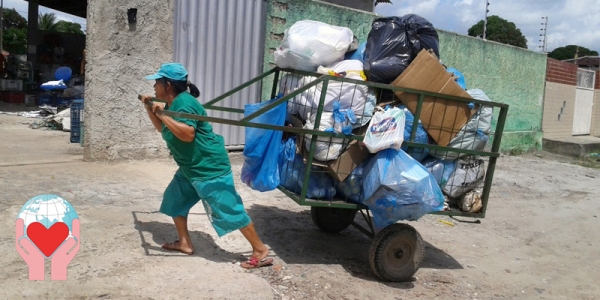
<box><xmin>84</xmin><ymin>0</ymin><xmax>174</xmax><ymax>161</ymax></box>
<box><xmin>264</xmin><ymin>0</ymin><xmax>547</xmax><ymax>153</ymax></box>
<box><xmin>542</xmin><ymin>58</ymin><xmax>578</xmax><ymax>139</ymax></box>
<box><xmin>593</xmin><ymin>71</ymin><xmax>600</xmax><ymax>137</ymax></box>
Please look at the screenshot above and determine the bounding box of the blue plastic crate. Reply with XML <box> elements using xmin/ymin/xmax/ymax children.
<box><xmin>70</xmin><ymin>99</ymin><xmax>84</xmax><ymax>143</ymax></box>
<box><xmin>56</xmin><ymin>96</ymin><xmax>73</xmax><ymax>107</ymax></box>
<box><xmin>38</xmin><ymin>94</ymin><xmax>54</xmax><ymax>106</ymax></box>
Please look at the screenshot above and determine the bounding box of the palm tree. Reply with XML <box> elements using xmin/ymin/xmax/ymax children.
<box><xmin>38</xmin><ymin>13</ymin><xmax>58</xmax><ymax>31</ymax></box>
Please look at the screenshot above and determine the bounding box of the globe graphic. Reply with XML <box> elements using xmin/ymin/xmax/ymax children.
<box><xmin>17</xmin><ymin>194</ymin><xmax>79</xmax><ymax>241</ymax></box>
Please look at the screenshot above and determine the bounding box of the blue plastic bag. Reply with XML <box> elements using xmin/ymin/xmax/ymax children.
<box><xmin>241</xmin><ymin>97</ymin><xmax>287</xmax><ymax>191</ymax></box>
<box><xmin>422</xmin><ymin>157</ymin><xmax>456</xmax><ymax>188</ymax></box>
<box><xmin>361</xmin><ymin>149</ymin><xmax>445</xmax><ymax>228</ymax></box>
<box><xmin>345</xmin><ymin>42</ymin><xmax>367</xmax><ymax>63</ymax></box>
<box><xmin>398</xmin><ymin>105</ymin><xmax>429</xmax><ymax>162</ymax></box>
<box><xmin>278</xmin><ymin>137</ymin><xmax>336</xmax><ymax>199</ymax></box>
<box><xmin>335</xmin><ymin>160</ymin><xmax>368</xmax><ymax>203</ymax></box>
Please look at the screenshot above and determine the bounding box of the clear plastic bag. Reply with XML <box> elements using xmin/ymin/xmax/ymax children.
<box><xmin>274</xmin><ymin>20</ymin><xmax>354</xmax><ymax>71</ymax></box>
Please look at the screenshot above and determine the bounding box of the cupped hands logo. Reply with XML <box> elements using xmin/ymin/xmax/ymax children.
<box><xmin>15</xmin><ymin>194</ymin><xmax>80</xmax><ymax>281</ymax></box>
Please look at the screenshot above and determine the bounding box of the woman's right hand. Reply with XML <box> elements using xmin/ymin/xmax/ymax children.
<box><xmin>140</xmin><ymin>94</ymin><xmax>152</xmax><ymax>105</ymax></box>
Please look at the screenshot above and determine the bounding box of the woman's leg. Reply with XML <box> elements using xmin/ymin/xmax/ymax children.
<box><xmin>239</xmin><ymin>222</ymin><xmax>269</xmax><ymax>260</ymax></box>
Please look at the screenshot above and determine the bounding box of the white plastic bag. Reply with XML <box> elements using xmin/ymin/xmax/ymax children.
<box><xmin>281</xmin><ymin>60</ymin><xmax>369</xmax><ymax>125</ymax></box>
<box><xmin>364</xmin><ymin>107</ymin><xmax>406</xmax><ymax>153</ymax></box>
<box><xmin>443</xmin><ymin>157</ymin><xmax>486</xmax><ymax>198</ymax></box>
<box><xmin>303</xmin><ymin>111</ymin><xmax>351</xmax><ymax>161</ymax></box>
<box><xmin>274</xmin><ymin>20</ymin><xmax>354</xmax><ymax>71</ymax></box>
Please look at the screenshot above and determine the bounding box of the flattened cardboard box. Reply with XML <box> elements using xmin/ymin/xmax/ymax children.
<box><xmin>391</xmin><ymin>50</ymin><xmax>477</xmax><ymax>147</ymax></box>
<box><xmin>288</xmin><ymin>114</ymin><xmax>370</xmax><ymax>182</ymax></box>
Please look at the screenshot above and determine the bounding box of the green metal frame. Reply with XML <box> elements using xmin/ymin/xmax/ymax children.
<box><xmin>144</xmin><ymin>67</ymin><xmax>509</xmax><ymax>219</ymax></box>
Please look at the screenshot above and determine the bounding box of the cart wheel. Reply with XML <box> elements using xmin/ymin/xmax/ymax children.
<box><xmin>310</xmin><ymin>207</ymin><xmax>357</xmax><ymax>233</ymax></box>
<box><xmin>369</xmin><ymin>223</ymin><xmax>424</xmax><ymax>282</ymax></box>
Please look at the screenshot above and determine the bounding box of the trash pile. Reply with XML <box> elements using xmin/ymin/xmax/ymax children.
<box><xmin>0</xmin><ymin>105</ymin><xmax>72</xmax><ymax>131</ymax></box>
<box><xmin>242</xmin><ymin>16</ymin><xmax>494</xmax><ymax>228</ymax></box>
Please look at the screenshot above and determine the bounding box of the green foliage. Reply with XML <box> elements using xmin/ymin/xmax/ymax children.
<box><xmin>467</xmin><ymin>15</ymin><xmax>527</xmax><ymax>49</ymax></box>
<box><xmin>55</xmin><ymin>20</ymin><xmax>84</xmax><ymax>35</ymax></box>
<box><xmin>548</xmin><ymin>45</ymin><xmax>599</xmax><ymax>60</ymax></box>
<box><xmin>38</xmin><ymin>12</ymin><xmax>58</xmax><ymax>31</ymax></box>
<box><xmin>2</xmin><ymin>8</ymin><xmax>27</xmax><ymax>31</ymax></box>
<box><xmin>3</xmin><ymin>27</ymin><xmax>27</xmax><ymax>54</ymax></box>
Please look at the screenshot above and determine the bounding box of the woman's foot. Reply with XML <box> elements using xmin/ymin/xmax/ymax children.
<box><xmin>161</xmin><ymin>240</ymin><xmax>194</xmax><ymax>255</ymax></box>
<box><xmin>241</xmin><ymin>246</ymin><xmax>272</xmax><ymax>269</ymax></box>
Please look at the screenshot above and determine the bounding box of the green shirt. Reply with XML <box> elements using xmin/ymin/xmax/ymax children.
<box><xmin>161</xmin><ymin>92</ymin><xmax>231</xmax><ymax>181</ymax></box>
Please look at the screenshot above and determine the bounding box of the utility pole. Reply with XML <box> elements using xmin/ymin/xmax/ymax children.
<box><xmin>483</xmin><ymin>0</ymin><xmax>490</xmax><ymax>40</ymax></box>
<box><xmin>539</xmin><ymin>16</ymin><xmax>548</xmax><ymax>53</ymax></box>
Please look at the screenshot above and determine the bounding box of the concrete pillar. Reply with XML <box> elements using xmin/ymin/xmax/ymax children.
<box><xmin>27</xmin><ymin>0</ymin><xmax>38</xmax><ymax>65</ymax></box>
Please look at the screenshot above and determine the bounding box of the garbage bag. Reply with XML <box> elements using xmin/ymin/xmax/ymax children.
<box><xmin>399</xmin><ymin>105</ymin><xmax>430</xmax><ymax>162</ymax></box>
<box><xmin>303</xmin><ymin>103</ymin><xmax>354</xmax><ymax>161</ymax></box>
<box><xmin>361</xmin><ymin>149</ymin><xmax>445</xmax><ymax>228</ymax></box>
<box><xmin>364</xmin><ymin>106</ymin><xmax>406</xmax><ymax>153</ymax></box>
<box><xmin>364</xmin><ymin>15</ymin><xmax>439</xmax><ymax>83</ymax></box>
<box><xmin>430</xmin><ymin>89</ymin><xmax>493</xmax><ymax>160</ymax></box>
<box><xmin>422</xmin><ymin>157</ymin><xmax>456</xmax><ymax>188</ymax></box>
<box><xmin>241</xmin><ymin>97</ymin><xmax>287</xmax><ymax>191</ymax></box>
<box><xmin>345</xmin><ymin>41</ymin><xmax>367</xmax><ymax>63</ymax></box>
<box><xmin>443</xmin><ymin>157</ymin><xmax>486</xmax><ymax>198</ymax></box>
<box><xmin>283</xmin><ymin>60</ymin><xmax>369</xmax><ymax>124</ymax></box>
<box><xmin>274</xmin><ymin>20</ymin><xmax>354</xmax><ymax>71</ymax></box>
<box><xmin>279</xmin><ymin>137</ymin><xmax>337</xmax><ymax>199</ymax></box>
<box><xmin>404</xmin><ymin>14</ymin><xmax>440</xmax><ymax>58</ymax></box>
<box><xmin>335</xmin><ymin>160</ymin><xmax>368</xmax><ymax>203</ymax></box>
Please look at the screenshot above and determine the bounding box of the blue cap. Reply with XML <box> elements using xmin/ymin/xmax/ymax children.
<box><xmin>145</xmin><ymin>62</ymin><xmax>188</xmax><ymax>81</ymax></box>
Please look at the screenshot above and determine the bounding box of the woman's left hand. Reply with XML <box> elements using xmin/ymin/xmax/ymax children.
<box><xmin>152</xmin><ymin>102</ymin><xmax>165</xmax><ymax>116</ymax></box>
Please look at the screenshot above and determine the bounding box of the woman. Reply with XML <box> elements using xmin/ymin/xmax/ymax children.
<box><xmin>140</xmin><ymin>62</ymin><xmax>273</xmax><ymax>269</ymax></box>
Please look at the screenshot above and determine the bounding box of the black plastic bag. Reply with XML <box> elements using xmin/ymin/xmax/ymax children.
<box><xmin>364</xmin><ymin>15</ymin><xmax>439</xmax><ymax>84</ymax></box>
<box><xmin>404</xmin><ymin>14</ymin><xmax>439</xmax><ymax>58</ymax></box>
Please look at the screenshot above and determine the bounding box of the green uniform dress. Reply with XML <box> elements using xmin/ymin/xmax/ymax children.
<box><xmin>160</xmin><ymin>92</ymin><xmax>251</xmax><ymax>237</ymax></box>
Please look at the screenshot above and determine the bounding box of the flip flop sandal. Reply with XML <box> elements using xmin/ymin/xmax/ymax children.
<box><xmin>161</xmin><ymin>240</ymin><xmax>194</xmax><ymax>255</ymax></box>
<box><xmin>241</xmin><ymin>256</ymin><xmax>274</xmax><ymax>269</ymax></box>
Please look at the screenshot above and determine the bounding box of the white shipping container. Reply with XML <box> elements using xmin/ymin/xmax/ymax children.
<box><xmin>0</xmin><ymin>79</ymin><xmax>23</xmax><ymax>91</ymax></box>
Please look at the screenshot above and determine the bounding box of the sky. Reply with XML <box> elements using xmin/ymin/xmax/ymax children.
<box><xmin>2</xmin><ymin>0</ymin><xmax>86</xmax><ymax>31</ymax></box>
<box><xmin>374</xmin><ymin>0</ymin><xmax>600</xmax><ymax>54</ymax></box>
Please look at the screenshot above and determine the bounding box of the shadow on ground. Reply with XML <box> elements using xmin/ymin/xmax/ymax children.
<box><xmin>245</xmin><ymin>204</ymin><xmax>463</xmax><ymax>284</ymax></box>
<box><xmin>131</xmin><ymin>211</ymin><xmax>240</xmax><ymax>263</ymax></box>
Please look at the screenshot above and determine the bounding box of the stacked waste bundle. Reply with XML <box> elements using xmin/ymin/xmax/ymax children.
<box><xmin>241</xmin><ymin>16</ymin><xmax>494</xmax><ymax>229</ymax></box>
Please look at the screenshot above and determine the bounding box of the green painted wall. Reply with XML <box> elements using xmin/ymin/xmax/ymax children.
<box><xmin>264</xmin><ymin>0</ymin><xmax>546</xmax><ymax>153</ymax></box>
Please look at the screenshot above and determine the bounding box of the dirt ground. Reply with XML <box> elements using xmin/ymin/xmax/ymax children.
<box><xmin>1</xmin><ymin>103</ymin><xmax>600</xmax><ymax>300</ymax></box>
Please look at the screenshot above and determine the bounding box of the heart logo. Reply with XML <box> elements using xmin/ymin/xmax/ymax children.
<box><xmin>26</xmin><ymin>222</ymin><xmax>69</xmax><ymax>257</ymax></box>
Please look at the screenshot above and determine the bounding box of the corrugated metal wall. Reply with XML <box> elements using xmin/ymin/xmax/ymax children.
<box><xmin>173</xmin><ymin>0</ymin><xmax>267</xmax><ymax>147</ymax></box>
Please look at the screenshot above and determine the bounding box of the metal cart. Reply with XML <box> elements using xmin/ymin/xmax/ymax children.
<box><xmin>147</xmin><ymin>66</ymin><xmax>509</xmax><ymax>282</ymax></box>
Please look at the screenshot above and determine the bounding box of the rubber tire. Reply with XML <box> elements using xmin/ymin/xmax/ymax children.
<box><xmin>310</xmin><ymin>207</ymin><xmax>357</xmax><ymax>233</ymax></box>
<box><xmin>369</xmin><ymin>223</ymin><xmax>424</xmax><ymax>282</ymax></box>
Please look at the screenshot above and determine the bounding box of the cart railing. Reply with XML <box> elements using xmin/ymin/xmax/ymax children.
<box><xmin>146</xmin><ymin>67</ymin><xmax>509</xmax><ymax>219</ymax></box>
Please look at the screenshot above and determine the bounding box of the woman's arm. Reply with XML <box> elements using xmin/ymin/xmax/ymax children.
<box><xmin>140</xmin><ymin>95</ymin><xmax>164</xmax><ymax>132</ymax></box>
<box><xmin>157</xmin><ymin>113</ymin><xmax>195</xmax><ymax>142</ymax></box>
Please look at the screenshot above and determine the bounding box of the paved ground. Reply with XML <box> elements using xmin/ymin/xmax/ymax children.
<box><xmin>1</xmin><ymin>103</ymin><xmax>600</xmax><ymax>300</ymax></box>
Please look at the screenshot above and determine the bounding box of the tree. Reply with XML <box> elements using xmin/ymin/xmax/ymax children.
<box><xmin>38</xmin><ymin>12</ymin><xmax>58</xmax><ymax>31</ymax></box>
<box><xmin>2</xmin><ymin>8</ymin><xmax>27</xmax><ymax>31</ymax></box>
<box><xmin>1</xmin><ymin>8</ymin><xmax>28</xmax><ymax>54</ymax></box>
<box><xmin>467</xmin><ymin>15</ymin><xmax>527</xmax><ymax>49</ymax></box>
<box><xmin>55</xmin><ymin>20</ymin><xmax>84</xmax><ymax>35</ymax></box>
<box><xmin>548</xmin><ymin>45</ymin><xmax>599</xmax><ymax>60</ymax></box>
<box><xmin>3</xmin><ymin>27</ymin><xmax>27</xmax><ymax>54</ymax></box>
